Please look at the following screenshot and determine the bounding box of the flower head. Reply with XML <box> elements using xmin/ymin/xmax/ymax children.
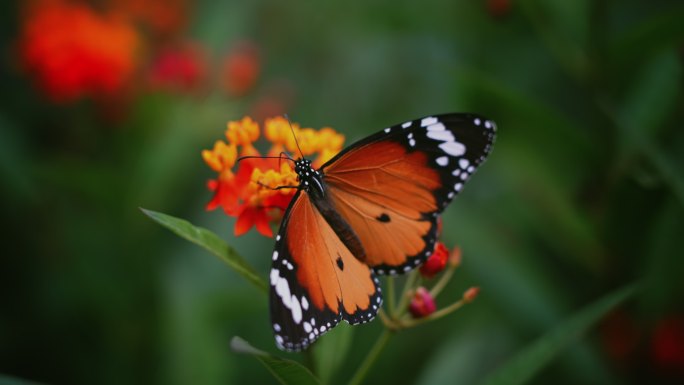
<box><xmin>420</xmin><ymin>242</ymin><xmax>449</xmax><ymax>278</ymax></box>
<box><xmin>203</xmin><ymin>116</ymin><xmax>344</xmax><ymax>237</ymax></box>
<box><xmin>409</xmin><ymin>287</ymin><xmax>437</xmax><ymax>318</ymax></box>
<box><xmin>18</xmin><ymin>0</ymin><xmax>139</xmax><ymax>103</ymax></box>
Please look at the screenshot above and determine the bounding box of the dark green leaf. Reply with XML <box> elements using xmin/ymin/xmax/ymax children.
<box><xmin>480</xmin><ymin>284</ymin><xmax>636</xmax><ymax>385</ymax></box>
<box><xmin>231</xmin><ymin>337</ymin><xmax>320</xmax><ymax>385</ymax></box>
<box><xmin>141</xmin><ymin>208</ymin><xmax>267</xmax><ymax>292</ymax></box>
<box><xmin>0</xmin><ymin>374</ymin><xmax>46</xmax><ymax>385</ymax></box>
<box><xmin>612</xmin><ymin>50</ymin><xmax>684</xmax><ymax>206</ymax></box>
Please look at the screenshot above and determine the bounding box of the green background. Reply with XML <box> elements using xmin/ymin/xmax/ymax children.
<box><xmin>1</xmin><ymin>1</ymin><xmax>683</xmax><ymax>384</ymax></box>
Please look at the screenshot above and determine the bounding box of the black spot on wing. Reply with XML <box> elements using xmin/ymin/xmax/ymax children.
<box><xmin>376</xmin><ymin>213</ymin><xmax>390</xmax><ymax>222</ymax></box>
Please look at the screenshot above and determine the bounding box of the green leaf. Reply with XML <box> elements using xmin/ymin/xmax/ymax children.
<box><xmin>480</xmin><ymin>284</ymin><xmax>636</xmax><ymax>385</ymax></box>
<box><xmin>231</xmin><ymin>337</ymin><xmax>321</xmax><ymax>385</ymax></box>
<box><xmin>141</xmin><ymin>208</ymin><xmax>267</xmax><ymax>292</ymax></box>
<box><xmin>0</xmin><ymin>374</ymin><xmax>46</xmax><ymax>385</ymax></box>
<box><xmin>611</xmin><ymin>50</ymin><xmax>684</xmax><ymax>206</ymax></box>
<box><xmin>314</xmin><ymin>322</ymin><xmax>354</xmax><ymax>385</ymax></box>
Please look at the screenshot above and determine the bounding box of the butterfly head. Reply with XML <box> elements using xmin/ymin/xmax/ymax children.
<box><xmin>294</xmin><ymin>158</ymin><xmax>325</xmax><ymax>197</ymax></box>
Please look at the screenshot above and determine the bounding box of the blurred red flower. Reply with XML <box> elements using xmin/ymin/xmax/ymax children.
<box><xmin>112</xmin><ymin>0</ymin><xmax>189</xmax><ymax>39</ymax></box>
<box><xmin>486</xmin><ymin>0</ymin><xmax>512</xmax><ymax>18</ymax></box>
<box><xmin>221</xmin><ymin>42</ymin><xmax>260</xmax><ymax>96</ymax></box>
<box><xmin>651</xmin><ymin>316</ymin><xmax>684</xmax><ymax>374</ymax></box>
<box><xmin>18</xmin><ymin>0</ymin><xmax>140</xmax><ymax>103</ymax></box>
<box><xmin>147</xmin><ymin>42</ymin><xmax>206</xmax><ymax>92</ymax></box>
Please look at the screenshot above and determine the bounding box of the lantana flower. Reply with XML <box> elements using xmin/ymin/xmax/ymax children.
<box><xmin>202</xmin><ymin>116</ymin><xmax>344</xmax><ymax>237</ymax></box>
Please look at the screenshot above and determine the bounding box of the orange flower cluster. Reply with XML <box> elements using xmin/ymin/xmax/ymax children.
<box><xmin>18</xmin><ymin>0</ymin><xmax>140</xmax><ymax>102</ymax></box>
<box><xmin>202</xmin><ymin>116</ymin><xmax>345</xmax><ymax>237</ymax></box>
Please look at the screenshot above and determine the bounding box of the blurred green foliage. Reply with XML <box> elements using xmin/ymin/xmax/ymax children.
<box><xmin>1</xmin><ymin>0</ymin><xmax>683</xmax><ymax>384</ymax></box>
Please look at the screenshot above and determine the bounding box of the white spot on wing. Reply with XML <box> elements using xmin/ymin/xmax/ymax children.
<box><xmin>459</xmin><ymin>159</ymin><xmax>469</xmax><ymax>169</ymax></box>
<box><xmin>303</xmin><ymin>322</ymin><xmax>312</xmax><ymax>333</ymax></box>
<box><xmin>485</xmin><ymin>120</ymin><xmax>492</xmax><ymax>129</ymax></box>
<box><xmin>384</xmin><ymin>127</ymin><xmax>390</xmax><ymax>133</ymax></box>
<box><xmin>436</xmin><ymin>156</ymin><xmax>449</xmax><ymax>166</ymax></box>
<box><xmin>301</xmin><ymin>296</ymin><xmax>309</xmax><ymax>310</ymax></box>
<box><xmin>274</xmin><ymin>323</ymin><xmax>281</xmax><ymax>332</ymax></box>
<box><xmin>270</xmin><ymin>268</ymin><xmax>279</xmax><ymax>285</ymax></box>
<box><xmin>271</xmin><ymin>269</ymin><xmax>304</xmax><ymax>325</ymax></box>
<box><xmin>291</xmin><ymin>296</ymin><xmax>302</xmax><ymax>324</ymax></box>
<box><xmin>272</xmin><ymin>251</ymin><xmax>279</xmax><ymax>261</ymax></box>
<box><xmin>276</xmin><ymin>235</ymin><xmax>281</xmax><ymax>241</ymax></box>
<box><xmin>474</xmin><ymin>118</ymin><xmax>481</xmax><ymax>126</ymax></box>
<box><xmin>455</xmin><ymin>183</ymin><xmax>463</xmax><ymax>191</ymax></box>
<box><xmin>426</xmin><ymin>122</ymin><xmax>445</xmax><ymax>131</ymax></box>
<box><xmin>421</xmin><ymin>117</ymin><xmax>438</xmax><ymax>127</ymax></box>
<box><xmin>402</xmin><ymin>121</ymin><xmax>412</xmax><ymax>128</ymax></box>
<box><xmin>439</xmin><ymin>141</ymin><xmax>465</xmax><ymax>156</ymax></box>
<box><xmin>409</xmin><ymin>139</ymin><xmax>416</xmax><ymax>147</ymax></box>
<box><xmin>426</xmin><ymin>130</ymin><xmax>454</xmax><ymax>142</ymax></box>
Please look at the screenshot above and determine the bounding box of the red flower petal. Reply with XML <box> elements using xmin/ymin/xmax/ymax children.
<box><xmin>420</xmin><ymin>242</ymin><xmax>449</xmax><ymax>278</ymax></box>
<box><xmin>254</xmin><ymin>209</ymin><xmax>274</xmax><ymax>238</ymax></box>
<box><xmin>234</xmin><ymin>205</ymin><xmax>256</xmax><ymax>236</ymax></box>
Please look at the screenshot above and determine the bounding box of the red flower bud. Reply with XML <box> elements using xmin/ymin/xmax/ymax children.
<box><xmin>463</xmin><ymin>287</ymin><xmax>480</xmax><ymax>303</ymax></box>
<box><xmin>409</xmin><ymin>287</ymin><xmax>437</xmax><ymax>318</ymax></box>
<box><xmin>449</xmin><ymin>246</ymin><xmax>462</xmax><ymax>268</ymax></box>
<box><xmin>420</xmin><ymin>242</ymin><xmax>449</xmax><ymax>278</ymax></box>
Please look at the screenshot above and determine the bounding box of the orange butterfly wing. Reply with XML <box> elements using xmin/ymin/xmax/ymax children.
<box><xmin>269</xmin><ymin>190</ymin><xmax>381</xmax><ymax>351</ymax></box>
<box><xmin>322</xmin><ymin>113</ymin><xmax>496</xmax><ymax>274</ymax></box>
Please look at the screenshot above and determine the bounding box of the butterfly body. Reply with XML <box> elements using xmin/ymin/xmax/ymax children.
<box><xmin>270</xmin><ymin>113</ymin><xmax>496</xmax><ymax>351</ymax></box>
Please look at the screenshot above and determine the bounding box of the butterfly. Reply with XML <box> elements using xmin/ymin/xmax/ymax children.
<box><xmin>269</xmin><ymin>113</ymin><xmax>496</xmax><ymax>351</ymax></box>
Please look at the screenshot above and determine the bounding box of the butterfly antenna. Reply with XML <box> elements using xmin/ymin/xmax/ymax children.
<box><xmin>285</xmin><ymin>114</ymin><xmax>304</xmax><ymax>159</ymax></box>
<box><xmin>237</xmin><ymin>155</ymin><xmax>295</xmax><ymax>164</ymax></box>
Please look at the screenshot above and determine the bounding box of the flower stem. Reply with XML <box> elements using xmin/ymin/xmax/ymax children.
<box><xmin>399</xmin><ymin>298</ymin><xmax>467</xmax><ymax>329</ymax></box>
<box><xmin>347</xmin><ymin>329</ymin><xmax>392</xmax><ymax>385</ymax></box>
<box><xmin>395</xmin><ymin>271</ymin><xmax>419</xmax><ymax>316</ymax></box>
<box><xmin>386</xmin><ymin>276</ymin><xmax>396</xmax><ymax>316</ymax></box>
<box><xmin>429</xmin><ymin>265</ymin><xmax>456</xmax><ymax>299</ymax></box>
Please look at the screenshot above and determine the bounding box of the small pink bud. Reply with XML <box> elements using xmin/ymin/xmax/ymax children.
<box><xmin>409</xmin><ymin>287</ymin><xmax>437</xmax><ymax>318</ymax></box>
